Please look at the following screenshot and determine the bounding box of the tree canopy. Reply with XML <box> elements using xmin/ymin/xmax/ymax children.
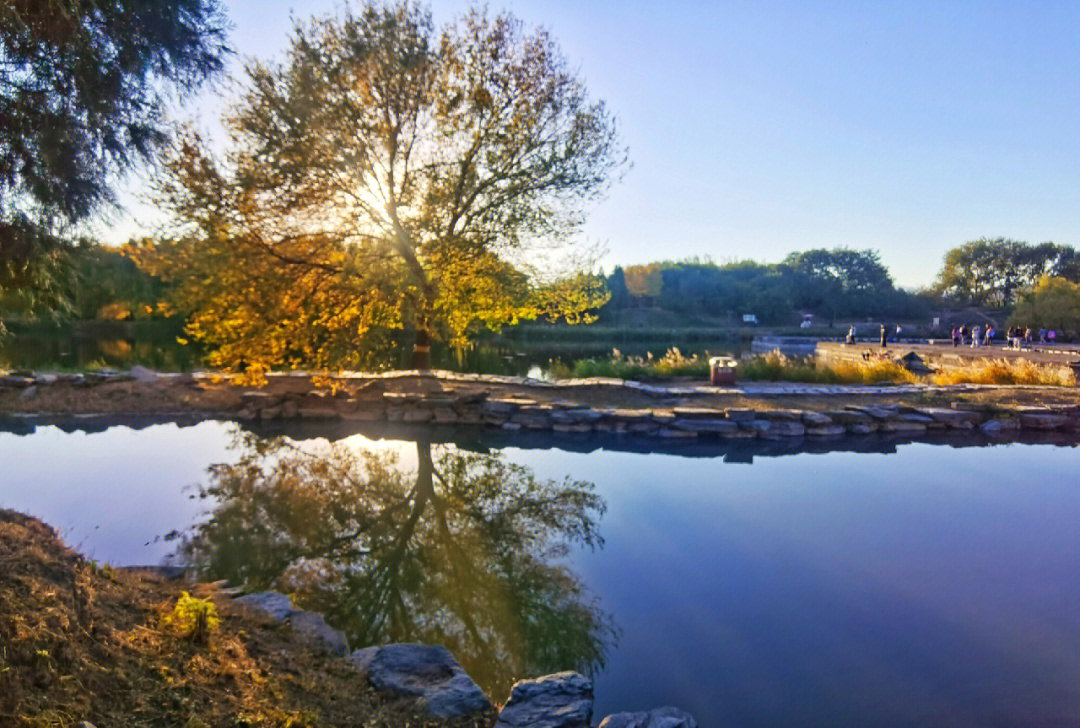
<box><xmin>0</xmin><ymin>0</ymin><xmax>229</xmax><ymax>292</ymax></box>
<box><xmin>933</xmin><ymin>238</ymin><xmax>1080</xmax><ymax>307</ymax></box>
<box><xmin>1008</xmin><ymin>276</ymin><xmax>1080</xmax><ymax>336</ymax></box>
<box><xmin>145</xmin><ymin>1</ymin><xmax>622</xmax><ymax>374</ymax></box>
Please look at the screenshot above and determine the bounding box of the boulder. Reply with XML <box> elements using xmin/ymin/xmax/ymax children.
<box><xmin>801</xmin><ymin>411</ymin><xmax>833</xmax><ymax>426</ymax></box>
<box><xmin>879</xmin><ymin>420</ymin><xmax>926</xmax><ymax>433</ymax></box>
<box><xmin>759</xmin><ymin>420</ymin><xmax>806</xmax><ymax>438</ymax></box>
<box><xmin>981</xmin><ymin>418</ymin><xmax>1020</xmax><ymax>436</ymax></box>
<box><xmin>671</xmin><ymin>418</ymin><xmax>738</xmax><ymax>434</ymax></box>
<box><xmin>348</xmin><ymin>643</ymin><xmax>491</xmax><ymax>719</ymax></box>
<box><xmin>914</xmin><ymin>407</ymin><xmax>980</xmax><ymax>429</ymax></box>
<box><xmin>806</xmin><ymin>424</ymin><xmax>846</xmax><ymax>437</ymax></box>
<box><xmin>847</xmin><ymin>422</ymin><xmax>878</xmax><ymax>435</ymax></box>
<box><xmin>598</xmin><ymin>706</ymin><xmax>699</xmax><ymax>728</ymax></box>
<box><xmin>495</xmin><ymin>671</ymin><xmax>593</xmax><ymax>728</ymax></box>
<box><xmin>129</xmin><ymin>365</ymin><xmax>161</xmax><ymax>382</ymax></box>
<box><xmin>235</xmin><ymin>591</ymin><xmax>293</xmax><ymax>621</ymax></box>
<box><xmin>761</xmin><ymin>409</ymin><xmax>803</xmax><ymax>421</ymax></box>
<box><xmin>289</xmin><ymin>610</ymin><xmax>349</xmax><ymax>656</ymax></box>
<box><xmin>845</xmin><ymin>405</ymin><xmax>899</xmax><ymax>421</ymax></box>
<box><xmin>724</xmin><ymin>408</ymin><xmax>755</xmax><ymax>422</ymax></box>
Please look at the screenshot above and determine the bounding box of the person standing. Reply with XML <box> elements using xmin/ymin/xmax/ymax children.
<box><xmin>846</xmin><ymin>324</ymin><xmax>856</xmax><ymax>344</ymax></box>
<box><xmin>971</xmin><ymin>324</ymin><xmax>981</xmax><ymax>347</ymax></box>
<box><xmin>951</xmin><ymin>327</ymin><xmax>959</xmax><ymax>347</ymax></box>
<box><xmin>880</xmin><ymin>323</ymin><xmax>887</xmax><ymax>348</ymax></box>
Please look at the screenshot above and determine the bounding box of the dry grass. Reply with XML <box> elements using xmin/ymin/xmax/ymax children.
<box><xmin>930</xmin><ymin>358</ymin><xmax>1076</xmax><ymax>387</ymax></box>
<box><xmin>0</xmin><ymin>509</ymin><xmax>495</xmax><ymax>728</ymax></box>
<box><xmin>829</xmin><ymin>358</ymin><xmax>920</xmax><ymax>385</ymax></box>
<box><xmin>738</xmin><ymin>351</ymin><xmax>918</xmax><ymax>385</ymax></box>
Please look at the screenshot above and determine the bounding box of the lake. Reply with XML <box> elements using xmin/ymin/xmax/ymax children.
<box><xmin>1</xmin><ymin>419</ymin><xmax>1078</xmax><ymax>727</ymax></box>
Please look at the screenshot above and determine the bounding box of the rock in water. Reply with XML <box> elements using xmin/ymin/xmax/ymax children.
<box><xmin>598</xmin><ymin>706</ymin><xmax>699</xmax><ymax>728</ymax></box>
<box><xmin>348</xmin><ymin>643</ymin><xmax>491</xmax><ymax>719</ymax></box>
<box><xmin>495</xmin><ymin>671</ymin><xmax>593</xmax><ymax>728</ymax></box>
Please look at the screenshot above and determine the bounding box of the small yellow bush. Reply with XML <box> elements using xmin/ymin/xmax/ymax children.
<box><xmin>162</xmin><ymin>591</ymin><xmax>220</xmax><ymax>644</ymax></box>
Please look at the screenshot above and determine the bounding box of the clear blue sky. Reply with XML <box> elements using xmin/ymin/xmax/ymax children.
<box><xmin>107</xmin><ymin>0</ymin><xmax>1080</xmax><ymax>289</ymax></box>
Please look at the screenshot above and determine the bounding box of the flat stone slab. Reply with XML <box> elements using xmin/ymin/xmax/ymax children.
<box><xmin>1018</xmin><ymin>412</ymin><xmax>1069</xmax><ymax>429</ymax></box>
<box><xmin>598</xmin><ymin>706</ymin><xmax>699</xmax><ymax>728</ymax></box>
<box><xmin>349</xmin><ymin>643</ymin><xmax>491</xmax><ymax>719</ymax></box>
<box><xmin>495</xmin><ymin>671</ymin><xmax>593</xmax><ymax>728</ymax></box>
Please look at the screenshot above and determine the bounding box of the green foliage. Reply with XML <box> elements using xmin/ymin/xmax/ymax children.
<box><xmin>598</xmin><ymin>251</ymin><xmax>926</xmax><ymax>325</ymax></box>
<box><xmin>737</xmin><ymin>351</ymin><xmax>840</xmax><ymax>383</ymax></box>
<box><xmin>162</xmin><ymin>591</ymin><xmax>220</xmax><ymax>644</ymax></box>
<box><xmin>0</xmin><ymin>0</ymin><xmax>228</xmax><ymax>291</ymax></box>
<box><xmin>1008</xmin><ymin>276</ymin><xmax>1080</xmax><ymax>336</ymax></box>
<box><xmin>933</xmin><ymin>238</ymin><xmax>1080</xmax><ymax>306</ymax></box>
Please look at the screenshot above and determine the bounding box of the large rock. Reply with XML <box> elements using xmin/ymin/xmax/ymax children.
<box><xmin>235</xmin><ymin>591</ymin><xmax>293</xmax><ymax>621</ymax></box>
<box><xmin>235</xmin><ymin>591</ymin><xmax>348</xmax><ymax>655</ymax></box>
<box><xmin>290</xmin><ymin>609</ymin><xmax>349</xmax><ymax>656</ymax></box>
<box><xmin>598</xmin><ymin>706</ymin><xmax>699</xmax><ymax>728</ymax></box>
<box><xmin>495</xmin><ymin>671</ymin><xmax>593</xmax><ymax>728</ymax></box>
<box><xmin>349</xmin><ymin>643</ymin><xmax>491</xmax><ymax>719</ymax></box>
<box><xmin>981</xmin><ymin>418</ymin><xmax>1020</xmax><ymax>436</ymax></box>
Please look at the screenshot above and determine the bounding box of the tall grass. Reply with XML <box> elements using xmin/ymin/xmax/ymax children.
<box><xmin>548</xmin><ymin>348</ymin><xmax>709</xmax><ymax>380</ymax></box>
<box><xmin>738</xmin><ymin>351</ymin><xmax>918</xmax><ymax>385</ymax></box>
<box><xmin>931</xmin><ymin>358</ymin><xmax>1075</xmax><ymax>386</ymax></box>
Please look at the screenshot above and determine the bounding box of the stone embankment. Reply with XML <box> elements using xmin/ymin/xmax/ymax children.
<box><xmin>236</xmin><ymin>589</ymin><xmax>698</xmax><ymax>728</ymax></box>
<box><xmin>3</xmin><ymin>367</ymin><xmax>1080</xmax><ymax>442</ymax></box>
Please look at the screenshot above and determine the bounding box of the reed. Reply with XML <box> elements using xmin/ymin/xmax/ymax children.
<box><xmin>931</xmin><ymin>358</ymin><xmax>1075</xmax><ymax>386</ymax></box>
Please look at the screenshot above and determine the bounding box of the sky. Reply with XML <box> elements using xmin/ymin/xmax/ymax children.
<box><xmin>101</xmin><ymin>0</ymin><xmax>1080</xmax><ymax>289</ymax></box>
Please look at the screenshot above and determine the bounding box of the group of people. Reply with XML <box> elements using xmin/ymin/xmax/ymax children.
<box><xmin>844</xmin><ymin>323</ymin><xmax>903</xmax><ymax>347</ymax></box>
<box><xmin>950</xmin><ymin>324</ymin><xmax>1058</xmax><ymax>349</ymax></box>
<box><xmin>950</xmin><ymin>324</ymin><xmax>995</xmax><ymax>347</ymax></box>
<box><xmin>843</xmin><ymin>322</ymin><xmax>1062</xmax><ymax>349</ymax></box>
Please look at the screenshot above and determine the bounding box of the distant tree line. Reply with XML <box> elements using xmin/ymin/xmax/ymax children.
<box><xmin>12</xmin><ymin>237</ymin><xmax>1080</xmax><ymax>339</ymax></box>
<box><xmin>604</xmin><ymin>248</ymin><xmax>930</xmax><ymax>325</ymax></box>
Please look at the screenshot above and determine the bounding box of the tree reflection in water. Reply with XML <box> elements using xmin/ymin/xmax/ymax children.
<box><xmin>177</xmin><ymin>434</ymin><xmax>615</xmax><ymax>696</ymax></box>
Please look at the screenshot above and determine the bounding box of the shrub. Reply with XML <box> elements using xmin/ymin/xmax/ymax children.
<box><xmin>162</xmin><ymin>591</ymin><xmax>220</xmax><ymax>644</ymax></box>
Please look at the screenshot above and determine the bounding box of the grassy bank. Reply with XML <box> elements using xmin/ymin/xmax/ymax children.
<box><xmin>0</xmin><ymin>509</ymin><xmax>493</xmax><ymax>728</ymax></box>
<box><xmin>547</xmin><ymin>349</ymin><xmax>1075</xmax><ymax>387</ymax></box>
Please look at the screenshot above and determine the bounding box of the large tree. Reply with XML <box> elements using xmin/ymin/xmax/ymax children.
<box><xmin>1008</xmin><ymin>276</ymin><xmax>1080</xmax><ymax>337</ymax></box>
<box><xmin>932</xmin><ymin>238</ymin><xmax>1080</xmax><ymax>307</ymax></box>
<box><xmin>0</xmin><ymin>0</ymin><xmax>229</xmax><ymax>294</ymax></box>
<box><xmin>784</xmin><ymin>248</ymin><xmax>894</xmax><ymax>324</ymax></box>
<box><xmin>148</xmin><ymin>2</ymin><xmax>622</xmax><ymax>374</ymax></box>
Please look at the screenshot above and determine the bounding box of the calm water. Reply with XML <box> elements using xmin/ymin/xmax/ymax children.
<box><xmin>1</xmin><ymin>420</ymin><xmax>1078</xmax><ymax>727</ymax></box>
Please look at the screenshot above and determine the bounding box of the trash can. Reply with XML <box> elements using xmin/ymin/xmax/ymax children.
<box><xmin>709</xmin><ymin>356</ymin><xmax>737</xmax><ymax>385</ymax></box>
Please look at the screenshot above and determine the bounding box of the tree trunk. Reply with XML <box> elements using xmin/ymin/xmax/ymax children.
<box><xmin>411</xmin><ymin>327</ymin><xmax>431</xmax><ymax>370</ymax></box>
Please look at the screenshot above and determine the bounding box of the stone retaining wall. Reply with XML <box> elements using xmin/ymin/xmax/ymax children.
<box><xmin>234</xmin><ymin>387</ymin><xmax>1080</xmax><ymax>440</ymax></box>
<box><xmin>3</xmin><ymin>367</ymin><xmax>1080</xmax><ymax>442</ymax></box>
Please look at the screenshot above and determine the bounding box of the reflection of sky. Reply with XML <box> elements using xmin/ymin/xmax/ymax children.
<box><xmin>2</xmin><ymin>426</ymin><xmax>1078</xmax><ymax>726</ymax></box>
<box><xmin>508</xmin><ymin>444</ymin><xmax>1080</xmax><ymax>727</ymax></box>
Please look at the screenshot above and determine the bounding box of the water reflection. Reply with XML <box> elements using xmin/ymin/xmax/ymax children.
<box><xmin>176</xmin><ymin>433</ymin><xmax>615</xmax><ymax>696</ymax></box>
